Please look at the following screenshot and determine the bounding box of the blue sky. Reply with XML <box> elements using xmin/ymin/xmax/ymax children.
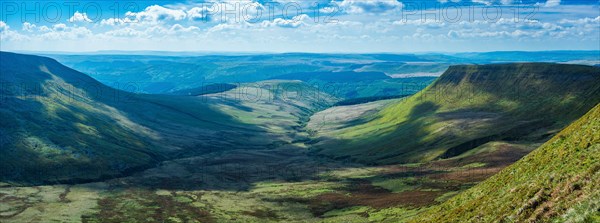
<box><xmin>0</xmin><ymin>0</ymin><xmax>599</xmax><ymax>52</ymax></box>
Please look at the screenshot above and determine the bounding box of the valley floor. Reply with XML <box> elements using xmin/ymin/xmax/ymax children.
<box><xmin>0</xmin><ymin>99</ymin><xmax>541</xmax><ymax>223</ymax></box>
<box><xmin>0</xmin><ymin>146</ymin><xmax>524</xmax><ymax>222</ymax></box>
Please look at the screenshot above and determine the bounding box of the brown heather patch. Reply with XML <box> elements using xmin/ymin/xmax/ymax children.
<box><xmin>58</xmin><ymin>186</ymin><xmax>71</xmax><ymax>203</ymax></box>
<box><xmin>82</xmin><ymin>189</ymin><xmax>214</xmax><ymax>223</ymax></box>
<box><xmin>427</xmin><ymin>167</ymin><xmax>503</xmax><ymax>183</ymax></box>
<box><xmin>0</xmin><ymin>193</ymin><xmax>31</xmax><ymax>219</ymax></box>
<box><xmin>307</xmin><ymin>179</ymin><xmax>443</xmax><ymax>217</ymax></box>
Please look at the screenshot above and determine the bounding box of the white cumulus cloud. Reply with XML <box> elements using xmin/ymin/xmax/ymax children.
<box><xmin>53</xmin><ymin>23</ymin><xmax>67</xmax><ymax>31</ymax></box>
<box><xmin>187</xmin><ymin>6</ymin><xmax>214</xmax><ymax>22</ymax></box>
<box><xmin>100</xmin><ymin>18</ymin><xmax>137</xmax><ymax>26</ymax></box>
<box><xmin>262</xmin><ymin>14</ymin><xmax>310</xmax><ymax>28</ymax></box>
<box><xmin>538</xmin><ymin>0</ymin><xmax>560</xmax><ymax>7</ymax></box>
<box><xmin>68</xmin><ymin>11</ymin><xmax>93</xmax><ymax>23</ymax></box>
<box><xmin>0</xmin><ymin>21</ymin><xmax>9</xmax><ymax>32</ymax></box>
<box><xmin>22</xmin><ymin>22</ymin><xmax>36</xmax><ymax>32</ymax></box>
<box><xmin>337</xmin><ymin>0</ymin><xmax>403</xmax><ymax>14</ymax></box>
<box><xmin>126</xmin><ymin>5</ymin><xmax>187</xmax><ymax>23</ymax></box>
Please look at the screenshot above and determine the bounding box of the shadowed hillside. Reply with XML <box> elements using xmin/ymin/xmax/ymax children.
<box><xmin>310</xmin><ymin>63</ymin><xmax>600</xmax><ymax>164</ymax></box>
<box><xmin>0</xmin><ymin>52</ymin><xmax>164</xmax><ymax>184</ymax></box>
<box><xmin>0</xmin><ymin>52</ymin><xmax>334</xmax><ymax>185</ymax></box>
<box><xmin>410</xmin><ymin>103</ymin><xmax>600</xmax><ymax>222</ymax></box>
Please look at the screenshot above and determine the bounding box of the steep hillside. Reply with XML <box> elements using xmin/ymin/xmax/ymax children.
<box><xmin>310</xmin><ymin>63</ymin><xmax>600</xmax><ymax>164</ymax></box>
<box><xmin>410</xmin><ymin>103</ymin><xmax>600</xmax><ymax>223</ymax></box>
<box><xmin>0</xmin><ymin>52</ymin><xmax>334</xmax><ymax>185</ymax></box>
<box><xmin>0</xmin><ymin>52</ymin><xmax>163</xmax><ymax>184</ymax></box>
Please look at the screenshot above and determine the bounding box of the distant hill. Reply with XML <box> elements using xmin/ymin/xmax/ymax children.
<box><xmin>453</xmin><ymin>50</ymin><xmax>600</xmax><ymax>63</ymax></box>
<box><xmin>310</xmin><ymin>63</ymin><xmax>600</xmax><ymax>164</ymax></box>
<box><xmin>46</xmin><ymin>52</ymin><xmax>597</xmax><ymax>98</ymax></box>
<box><xmin>333</xmin><ymin>94</ymin><xmax>412</xmax><ymax>106</ymax></box>
<box><xmin>410</xmin><ymin>103</ymin><xmax>600</xmax><ymax>222</ymax></box>
<box><xmin>48</xmin><ymin>54</ymin><xmax>441</xmax><ymax>97</ymax></box>
<box><xmin>0</xmin><ymin>52</ymin><xmax>334</xmax><ymax>185</ymax></box>
<box><xmin>169</xmin><ymin>83</ymin><xmax>237</xmax><ymax>96</ymax></box>
<box><xmin>273</xmin><ymin>71</ymin><xmax>390</xmax><ymax>83</ymax></box>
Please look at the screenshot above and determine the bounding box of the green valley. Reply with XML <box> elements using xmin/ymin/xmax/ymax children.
<box><xmin>0</xmin><ymin>52</ymin><xmax>334</xmax><ymax>185</ymax></box>
<box><xmin>2</xmin><ymin>0</ymin><xmax>599</xmax><ymax>221</ymax></box>
<box><xmin>0</xmin><ymin>51</ymin><xmax>599</xmax><ymax>223</ymax></box>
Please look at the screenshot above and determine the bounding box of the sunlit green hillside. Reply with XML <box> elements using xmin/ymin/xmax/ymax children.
<box><xmin>410</xmin><ymin>103</ymin><xmax>600</xmax><ymax>223</ymax></box>
<box><xmin>311</xmin><ymin>63</ymin><xmax>600</xmax><ymax>164</ymax></box>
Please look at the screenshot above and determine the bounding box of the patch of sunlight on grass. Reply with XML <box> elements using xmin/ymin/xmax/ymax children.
<box><xmin>323</xmin><ymin>206</ymin><xmax>371</xmax><ymax>217</ymax></box>
<box><xmin>371</xmin><ymin>177</ymin><xmax>419</xmax><ymax>193</ymax></box>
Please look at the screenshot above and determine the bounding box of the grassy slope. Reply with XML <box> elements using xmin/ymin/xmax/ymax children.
<box><xmin>0</xmin><ymin>52</ymin><xmax>334</xmax><ymax>185</ymax></box>
<box><xmin>409</xmin><ymin>103</ymin><xmax>600</xmax><ymax>223</ymax></box>
<box><xmin>201</xmin><ymin>80</ymin><xmax>337</xmax><ymax>148</ymax></box>
<box><xmin>0</xmin><ymin>52</ymin><xmax>163</xmax><ymax>184</ymax></box>
<box><xmin>311</xmin><ymin>63</ymin><xmax>600</xmax><ymax>164</ymax></box>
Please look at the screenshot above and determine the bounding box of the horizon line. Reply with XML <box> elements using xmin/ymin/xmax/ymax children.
<box><xmin>5</xmin><ymin>49</ymin><xmax>600</xmax><ymax>56</ymax></box>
